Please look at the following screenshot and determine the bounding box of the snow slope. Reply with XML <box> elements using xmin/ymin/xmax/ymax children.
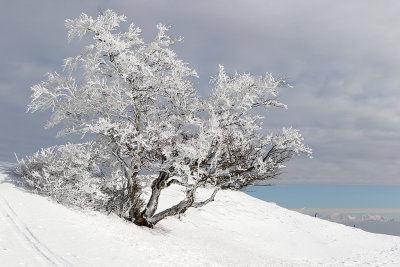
<box><xmin>1</xmin><ymin>162</ymin><xmax>400</xmax><ymax>267</ymax></box>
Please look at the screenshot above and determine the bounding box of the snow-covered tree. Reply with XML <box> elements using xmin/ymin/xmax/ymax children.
<box><xmin>21</xmin><ymin>9</ymin><xmax>311</xmax><ymax>227</ymax></box>
<box><xmin>15</xmin><ymin>142</ymin><xmax>109</xmax><ymax>208</ymax></box>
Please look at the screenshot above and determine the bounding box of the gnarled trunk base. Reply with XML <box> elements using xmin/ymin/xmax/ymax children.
<box><xmin>134</xmin><ymin>217</ymin><xmax>153</xmax><ymax>228</ymax></box>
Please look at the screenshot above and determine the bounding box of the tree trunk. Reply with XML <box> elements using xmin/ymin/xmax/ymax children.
<box><xmin>142</xmin><ymin>171</ymin><xmax>169</xmax><ymax>218</ymax></box>
<box><xmin>127</xmin><ymin>172</ymin><xmax>141</xmax><ymax>222</ymax></box>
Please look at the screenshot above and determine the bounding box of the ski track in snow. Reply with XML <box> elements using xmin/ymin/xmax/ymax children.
<box><xmin>0</xmin><ymin>195</ymin><xmax>72</xmax><ymax>266</ymax></box>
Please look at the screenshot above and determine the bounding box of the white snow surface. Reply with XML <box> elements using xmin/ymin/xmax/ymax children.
<box><xmin>1</xmin><ymin>162</ymin><xmax>400</xmax><ymax>267</ymax></box>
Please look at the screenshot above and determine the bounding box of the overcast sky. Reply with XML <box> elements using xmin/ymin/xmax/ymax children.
<box><xmin>1</xmin><ymin>0</ymin><xmax>399</xmax><ymax>185</ymax></box>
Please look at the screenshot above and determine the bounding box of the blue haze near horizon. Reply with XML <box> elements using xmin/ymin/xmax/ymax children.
<box><xmin>244</xmin><ymin>185</ymin><xmax>400</xmax><ymax>208</ymax></box>
<box><xmin>245</xmin><ymin>186</ymin><xmax>400</xmax><ymax>236</ymax></box>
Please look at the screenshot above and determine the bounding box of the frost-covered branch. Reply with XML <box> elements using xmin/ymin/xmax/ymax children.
<box><xmin>20</xmin><ymin>9</ymin><xmax>312</xmax><ymax>227</ymax></box>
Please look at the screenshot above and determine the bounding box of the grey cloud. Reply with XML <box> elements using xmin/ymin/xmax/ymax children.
<box><xmin>1</xmin><ymin>0</ymin><xmax>399</xmax><ymax>185</ymax></box>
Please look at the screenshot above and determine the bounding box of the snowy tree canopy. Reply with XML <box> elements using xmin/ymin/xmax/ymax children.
<box><xmin>19</xmin><ymin>9</ymin><xmax>311</xmax><ymax>227</ymax></box>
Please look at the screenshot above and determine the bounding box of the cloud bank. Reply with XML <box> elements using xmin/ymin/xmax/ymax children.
<box><xmin>293</xmin><ymin>208</ymin><xmax>400</xmax><ymax>236</ymax></box>
<box><xmin>1</xmin><ymin>0</ymin><xmax>399</xmax><ymax>185</ymax></box>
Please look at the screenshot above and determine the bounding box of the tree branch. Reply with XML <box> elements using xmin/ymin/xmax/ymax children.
<box><xmin>192</xmin><ymin>188</ymin><xmax>219</xmax><ymax>208</ymax></box>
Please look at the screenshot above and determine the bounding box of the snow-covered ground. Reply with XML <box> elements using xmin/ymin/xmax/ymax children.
<box><xmin>1</xmin><ymin>162</ymin><xmax>400</xmax><ymax>266</ymax></box>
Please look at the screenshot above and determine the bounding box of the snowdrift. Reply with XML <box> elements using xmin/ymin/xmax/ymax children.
<box><xmin>1</xmin><ymin>162</ymin><xmax>400</xmax><ymax>266</ymax></box>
